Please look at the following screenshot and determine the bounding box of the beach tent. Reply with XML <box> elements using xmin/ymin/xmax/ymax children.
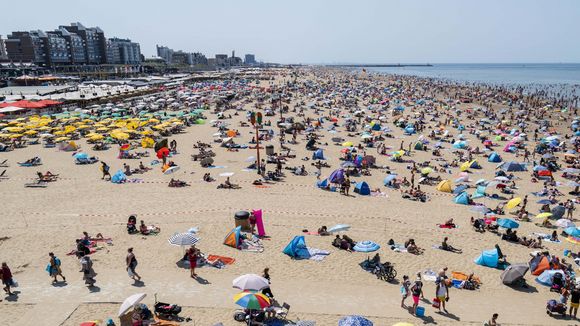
<box><xmin>383</xmin><ymin>174</ymin><xmax>397</xmax><ymax>187</ymax></box>
<box><xmin>488</xmin><ymin>152</ymin><xmax>502</xmax><ymax>163</ymax></box>
<box><xmin>501</xmin><ymin>263</ymin><xmax>529</xmax><ymax>285</ymax></box>
<box><xmin>452</xmin><ymin>141</ymin><xmax>467</xmax><ymax>149</ymax></box>
<box><xmin>454</xmin><ymin>192</ymin><xmax>470</xmax><ymax>205</ymax></box>
<box><xmin>312</xmin><ymin>149</ymin><xmax>326</xmax><ymax>160</ymax></box>
<box><xmin>469</xmin><ymin>160</ymin><xmax>482</xmax><ymax>169</ymax></box>
<box><xmin>471</xmin><ymin>185</ymin><xmax>487</xmax><ymax>199</ymax></box>
<box><xmin>460</xmin><ymin>161</ymin><xmax>471</xmax><ymax>172</ymax></box>
<box><xmin>404</xmin><ymin>126</ymin><xmax>415</xmax><ymax>134</ymax></box>
<box><xmin>501</xmin><ymin>161</ymin><xmax>526</xmax><ymax>172</ymax></box>
<box><xmin>59</xmin><ymin>141</ymin><xmax>78</xmax><ymax>152</ymax></box>
<box><xmin>436</xmin><ymin>180</ymin><xmax>453</xmax><ymax>193</ymax></box>
<box><xmin>111</xmin><ymin>170</ymin><xmax>127</xmax><ymax>184</ymax></box>
<box><xmin>474</xmin><ymin>248</ymin><xmax>499</xmax><ymax>268</ymax></box>
<box><xmin>316</xmin><ymin>178</ymin><xmax>329</xmax><ymax>189</ymax></box>
<box><xmin>354</xmin><ymin>181</ymin><xmax>371</xmax><ymax>196</ymax></box>
<box><xmin>224</xmin><ymin>226</ymin><xmax>242</xmax><ymax>249</ymax></box>
<box><xmin>529</xmin><ymin>255</ymin><xmax>551</xmax><ymax>276</ymax></box>
<box><xmin>536</xmin><ymin>270</ymin><xmax>564</xmax><ymax>286</ymax></box>
<box><xmin>283</xmin><ymin>236</ymin><xmax>310</xmax><ymax>259</ymax></box>
<box><xmin>414</xmin><ymin>142</ymin><xmax>425</xmax><ymax>151</ymax></box>
<box><xmin>453</xmin><ymin>184</ymin><xmax>468</xmax><ymax>195</ymax></box>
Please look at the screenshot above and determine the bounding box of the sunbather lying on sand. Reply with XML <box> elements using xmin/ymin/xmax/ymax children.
<box><xmin>169</xmin><ymin>178</ymin><xmax>190</xmax><ymax>187</ymax></box>
<box><xmin>139</xmin><ymin>220</ymin><xmax>160</xmax><ymax>235</ymax></box>
<box><xmin>217</xmin><ymin>177</ymin><xmax>241</xmax><ymax>189</ymax></box>
<box><xmin>405</xmin><ymin>239</ymin><xmax>424</xmax><ymax>255</ymax></box>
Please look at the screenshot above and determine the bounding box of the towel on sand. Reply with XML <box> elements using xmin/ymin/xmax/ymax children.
<box><xmin>206</xmin><ymin>255</ymin><xmax>235</xmax><ymax>265</ymax></box>
<box><xmin>307</xmin><ymin>248</ymin><xmax>330</xmax><ymax>261</ymax></box>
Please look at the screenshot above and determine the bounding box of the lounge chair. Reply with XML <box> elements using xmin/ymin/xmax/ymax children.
<box><xmin>275</xmin><ymin>302</ymin><xmax>291</xmax><ymax>321</ymax></box>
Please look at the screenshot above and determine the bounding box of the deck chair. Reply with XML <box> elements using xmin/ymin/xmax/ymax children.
<box><xmin>276</xmin><ymin>302</ymin><xmax>291</xmax><ymax>320</ymax></box>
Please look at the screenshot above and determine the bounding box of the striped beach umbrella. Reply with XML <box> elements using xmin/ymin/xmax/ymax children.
<box><xmin>233</xmin><ymin>291</ymin><xmax>270</xmax><ymax>310</ymax></box>
<box><xmin>168</xmin><ymin>233</ymin><xmax>199</xmax><ymax>246</ymax></box>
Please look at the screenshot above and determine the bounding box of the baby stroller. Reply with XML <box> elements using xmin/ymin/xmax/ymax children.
<box><xmin>127</xmin><ymin>215</ymin><xmax>138</xmax><ymax>234</ymax></box>
<box><xmin>154</xmin><ymin>294</ymin><xmax>182</xmax><ymax>320</ymax></box>
<box><xmin>546</xmin><ymin>299</ymin><xmax>567</xmax><ymax>316</ymax></box>
<box><xmin>550</xmin><ymin>272</ymin><xmax>565</xmax><ymax>293</ymax></box>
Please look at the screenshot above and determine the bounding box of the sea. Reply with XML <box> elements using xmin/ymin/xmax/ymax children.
<box><xmin>366</xmin><ymin>63</ymin><xmax>580</xmax><ymax>100</ymax></box>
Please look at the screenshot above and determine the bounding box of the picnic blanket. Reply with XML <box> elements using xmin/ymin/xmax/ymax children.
<box><xmin>390</xmin><ymin>244</ymin><xmax>408</xmax><ymax>252</ymax></box>
<box><xmin>307</xmin><ymin>248</ymin><xmax>330</xmax><ymax>261</ymax></box>
<box><xmin>532</xmin><ymin>232</ymin><xmax>562</xmax><ymax>243</ymax></box>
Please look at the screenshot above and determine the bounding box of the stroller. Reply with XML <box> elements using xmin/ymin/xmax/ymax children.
<box><xmin>550</xmin><ymin>272</ymin><xmax>565</xmax><ymax>293</ymax></box>
<box><xmin>546</xmin><ymin>299</ymin><xmax>567</xmax><ymax>316</ymax></box>
<box><xmin>154</xmin><ymin>294</ymin><xmax>182</xmax><ymax>320</ymax></box>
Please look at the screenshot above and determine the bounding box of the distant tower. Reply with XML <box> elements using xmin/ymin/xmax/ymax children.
<box><xmin>232</xmin><ymin>50</ymin><xmax>235</xmax><ymax>58</ymax></box>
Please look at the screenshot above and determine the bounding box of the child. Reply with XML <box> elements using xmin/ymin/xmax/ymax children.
<box><xmin>401</xmin><ymin>275</ymin><xmax>410</xmax><ymax>308</ymax></box>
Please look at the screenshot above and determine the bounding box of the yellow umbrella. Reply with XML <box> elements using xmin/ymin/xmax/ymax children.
<box><xmin>96</xmin><ymin>127</ymin><xmax>110</xmax><ymax>133</ymax></box>
<box><xmin>24</xmin><ymin>130</ymin><xmax>38</xmax><ymax>136</ymax></box>
<box><xmin>3</xmin><ymin>127</ymin><xmax>25</xmax><ymax>133</ymax></box>
<box><xmin>342</xmin><ymin>141</ymin><xmax>354</xmax><ymax>147</ymax></box>
<box><xmin>10</xmin><ymin>133</ymin><xmax>23</xmax><ymax>138</ymax></box>
<box><xmin>421</xmin><ymin>167</ymin><xmax>433</xmax><ymax>175</ymax></box>
<box><xmin>506</xmin><ymin>197</ymin><xmax>522</xmax><ymax>210</ymax></box>
<box><xmin>54</xmin><ymin>130</ymin><xmax>66</xmax><ymax>136</ymax></box>
<box><xmin>111</xmin><ymin>132</ymin><xmax>129</xmax><ymax>140</ymax></box>
<box><xmin>536</xmin><ymin>212</ymin><xmax>552</xmax><ymax>219</ymax></box>
<box><xmin>141</xmin><ymin>130</ymin><xmax>153</xmax><ymax>136</ymax></box>
<box><xmin>54</xmin><ymin>137</ymin><xmax>70</xmax><ymax>142</ymax></box>
<box><xmin>89</xmin><ymin>134</ymin><xmax>105</xmax><ymax>141</ymax></box>
<box><xmin>141</xmin><ymin>137</ymin><xmax>154</xmax><ymax>148</ymax></box>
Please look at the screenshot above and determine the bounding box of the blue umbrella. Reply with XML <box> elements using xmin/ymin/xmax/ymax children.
<box><xmin>565</xmin><ymin>227</ymin><xmax>580</xmax><ymax>237</ymax></box>
<box><xmin>338</xmin><ymin>315</ymin><xmax>373</xmax><ymax>326</ymax></box>
<box><xmin>552</xmin><ymin>205</ymin><xmax>566</xmax><ymax>219</ymax></box>
<box><xmin>383</xmin><ymin>174</ymin><xmax>397</xmax><ymax>185</ymax></box>
<box><xmin>353</xmin><ymin>241</ymin><xmax>380</xmax><ymax>253</ymax></box>
<box><xmin>497</xmin><ymin>218</ymin><xmax>519</xmax><ymax>229</ymax></box>
<box><xmin>74</xmin><ymin>152</ymin><xmax>88</xmax><ymax>160</ymax></box>
<box><xmin>341</xmin><ymin>161</ymin><xmax>356</xmax><ymax>168</ymax></box>
<box><xmin>328</xmin><ymin>224</ymin><xmax>351</xmax><ymax>233</ymax></box>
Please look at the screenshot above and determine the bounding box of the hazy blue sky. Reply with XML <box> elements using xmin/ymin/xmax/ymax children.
<box><xmin>2</xmin><ymin>0</ymin><xmax>579</xmax><ymax>63</ymax></box>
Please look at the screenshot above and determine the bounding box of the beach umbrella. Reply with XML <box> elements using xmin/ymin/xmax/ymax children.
<box><xmin>341</xmin><ymin>161</ymin><xmax>356</xmax><ymax>168</ymax></box>
<box><xmin>328</xmin><ymin>224</ymin><xmax>351</xmax><ymax>233</ymax></box>
<box><xmin>339</xmin><ymin>315</ymin><xmax>373</xmax><ymax>326</ymax></box>
<box><xmin>383</xmin><ymin>174</ymin><xmax>397</xmax><ymax>185</ymax></box>
<box><xmin>164</xmin><ymin>166</ymin><xmax>180</xmax><ymax>175</ymax></box>
<box><xmin>156</xmin><ymin>147</ymin><xmax>170</xmax><ymax>159</ymax></box>
<box><xmin>556</xmin><ymin>219</ymin><xmax>575</xmax><ymax>228</ymax></box>
<box><xmin>566</xmin><ymin>236</ymin><xmax>580</xmax><ymax>245</ymax></box>
<box><xmin>168</xmin><ymin>233</ymin><xmax>199</xmax><ymax>246</ymax></box>
<box><xmin>536</xmin><ymin>199</ymin><xmax>552</xmax><ymax>205</ymax></box>
<box><xmin>342</xmin><ymin>141</ymin><xmax>354</xmax><ymax>147</ymax></box>
<box><xmin>497</xmin><ymin>218</ymin><xmax>519</xmax><ymax>229</ymax></box>
<box><xmin>233</xmin><ymin>291</ymin><xmax>271</xmax><ymax>310</ymax></box>
<box><xmin>552</xmin><ymin>205</ymin><xmax>566</xmax><ymax>219</ymax></box>
<box><xmin>494</xmin><ymin>176</ymin><xmax>510</xmax><ymax>182</ymax></box>
<box><xmin>219</xmin><ymin>172</ymin><xmax>235</xmax><ymax>177</ymax></box>
<box><xmin>500</xmin><ymin>263</ymin><xmax>529</xmax><ymax>285</ymax></box>
<box><xmin>74</xmin><ymin>152</ymin><xmax>89</xmax><ymax>160</ymax></box>
<box><xmin>353</xmin><ymin>240</ymin><xmax>380</xmax><ymax>252</ymax></box>
<box><xmin>536</xmin><ymin>212</ymin><xmax>552</xmax><ymax>219</ymax></box>
<box><xmin>420</xmin><ymin>167</ymin><xmax>433</xmax><ymax>175</ymax></box>
<box><xmin>232</xmin><ymin>274</ymin><xmax>269</xmax><ymax>291</ymax></box>
<box><xmin>118</xmin><ymin>293</ymin><xmax>146</xmax><ymax>317</ymax></box>
<box><xmin>506</xmin><ymin>197</ymin><xmax>521</xmax><ymax>210</ymax></box>
<box><xmin>475</xmin><ymin>179</ymin><xmax>487</xmax><ymax>185</ymax></box>
<box><xmin>565</xmin><ymin>227</ymin><xmax>580</xmax><ymax>238</ymax></box>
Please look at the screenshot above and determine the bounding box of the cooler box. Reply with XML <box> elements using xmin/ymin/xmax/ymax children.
<box><xmin>416</xmin><ymin>306</ymin><xmax>425</xmax><ymax>317</ymax></box>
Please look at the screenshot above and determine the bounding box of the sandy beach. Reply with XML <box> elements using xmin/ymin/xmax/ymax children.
<box><xmin>0</xmin><ymin>68</ymin><xmax>578</xmax><ymax>326</ymax></box>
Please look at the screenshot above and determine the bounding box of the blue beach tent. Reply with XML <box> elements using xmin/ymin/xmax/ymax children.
<box><xmin>354</xmin><ymin>181</ymin><xmax>371</xmax><ymax>196</ymax></box>
<box><xmin>283</xmin><ymin>236</ymin><xmax>311</xmax><ymax>259</ymax></box>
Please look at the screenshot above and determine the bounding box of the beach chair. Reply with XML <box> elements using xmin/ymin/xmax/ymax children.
<box><xmin>275</xmin><ymin>302</ymin><xmax>291</xmax><ymax>321</ymax></box>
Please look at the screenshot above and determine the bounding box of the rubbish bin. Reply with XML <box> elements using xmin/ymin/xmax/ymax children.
<box><xmin>266</xmin><ymin>145</ymin><xmax>274</xmax><ymax>156</ymax></box>
<box><xmin>234</xmin><ymin>211</ymin><xmax>251</xmax><ymax>231</ymax></box>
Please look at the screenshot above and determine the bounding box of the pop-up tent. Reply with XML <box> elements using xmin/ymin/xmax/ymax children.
<box><xmin>224</xmin><ymin>226</ymin><xmax>242</xmax><ymax>249</ymax></box>
<box><xmin>474</xmin><ymin>248</ymin><xmax>500</xmax><ymax>268</ymax></box>
<box><xmin>316</xmin><ymin>178</ymin><xmax>329</xmax><ymax>189</ymax></box>
<box><xmin>488</xmin><ymin>152</ymin><xmax>502</xmax><ymax>163</ymax></box>
<box><xmin>501</xmin><ymin>161</ymin><xmax>526</xmax><ymax>172</ymax></box>
<box><xmin>111</xmin><ymin>170</ymin><xmax>127</xmax><ymax>184</ymax></box>
<box><xmin>529</xmin><ymin>255</ymin><xmax>551</xmax><ymax>276</ymax></box>
<box><xmin>454</xmin><ymin>192</ymin><xmax>470</xmax><ymax>205</ymax></box>
<box><xmin>414</xmin><ymin>142</ymin><xmax>425</xmax><ymax>151</ymax></box>
<box><xmin>328</xmin><ymin>169</ymin><xmax>345</xmax><ymax>184</ymax></box>
<box><xmin>283</xmin><ymin>236</ymin><xmax>310</xmax><ymax>259</ymax></box>
<box><xmin>536</xmin><ymin>269</ymin><xmax>564</xmax><ymax>286</ymax></box>
<box><xmin>436</xmin><ymin>180</ymin><xmax>453</xmax><ymax>193</ymax></box>
<box><xmin>312</xmin><ymin>149</ymin><xmax>326</xmax><ymax>160</ymax></box>
<box><xmin>354</xmin><ymin>181</ymin><xmax>370</xmax><ymax>196</ymax></box>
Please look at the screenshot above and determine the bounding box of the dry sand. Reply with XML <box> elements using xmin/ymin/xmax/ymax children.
<box><xmin>0</xmin><ymin>70</ymin><xmax>574</xmax><ymax>325</ymax></box>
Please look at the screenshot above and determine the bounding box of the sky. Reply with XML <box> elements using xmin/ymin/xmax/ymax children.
<box><xmin>2</xmin><ymin>0</ymin><xmax>579</xmax><ymax>64</ymax></box>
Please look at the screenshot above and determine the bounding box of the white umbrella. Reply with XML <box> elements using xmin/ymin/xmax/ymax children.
<box><xmin>219</xmin><ymin>172</ymin><xmax>234</xmax><ymax>177</ymax></box>
<box><xmin>168</xmin><ymin>233</ymin><xmax>200</xmax><ymax>246</ymax></box>
<box><xmin>118</xmin><ymin>293</ymin><xmax>146</xmax><ymax>317</ymax></box>
<box><xmin>232</xmin><ymin>274</ymin><xmax>269</xmax><ymax>291</ymax></box>
<box><xmin>494</xmin><ymin>176</ymin><xmax>509</xmax><ymax>182</ymax></box>
<box><xmin>164</xmin><ymin>166</ymin><xmax>180</xmax><ymax>175</ymax></box>
<box><xmin>556</xmin><ymin>219</ymin><xmax>576</xmax><ymax>228</ymax></box>
<box><xmin>328</xmin><ymin>224</ymin><xmax>351</xmax><ymax>233</ymax></box>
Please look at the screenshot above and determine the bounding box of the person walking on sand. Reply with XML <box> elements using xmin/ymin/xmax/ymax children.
<box><xmin>79</xmin><ymin>253</ymin><xmax>96</xmax><ymax>287</ymax></box>
<box><xmin>188</xmin><ymin>246</ymin><xmax>198</xmax><ymax>278</ymax></box>
<box><xmin>401</xmin><ymin>275</ymin><xmax>410</xmax><ymax>308</ymax></box>
<box><xmin>262</xmin><ymin>267</ymin><xmax>274</xmax><ymax>298</ymax></box>
<box><xmin>126</xmin><ymin>248</ymin><xmax>141</xmax><ymax>282</ymax></box>
<box><xmin>101</xmin><ymin>162</ymin><xmax>111</xmax><ymax>180</ymax></box>
<box><xmin>570</xmin><ymin>286</ymin><xmax>580</xmax><ymax>318</ymax></box>
<box><xmin>48</xmin><ymin>252</ymin><xmax>65</xmax><ymax>283</ymax></box>
<box><xmin>1</xmin><ymin>262</ymin><xmax>14</xmax><ymax>295</ymax></box>
<box><xmin>435</xmin><ymin>273</ymin><xmax>450</xmax><ymax>313</ymax></box>
<box><xmin>411</xmin><ymin>273</ymin><xmax>425</xmax><ymax>315</ymax></box>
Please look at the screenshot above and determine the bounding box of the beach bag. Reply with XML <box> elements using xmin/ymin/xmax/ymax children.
<box><xmin>432</xmin><ymin>297</ymin><xmax>440</xmax><ymax>308</ymax></box>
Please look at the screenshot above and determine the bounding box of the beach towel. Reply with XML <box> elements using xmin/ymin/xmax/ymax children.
<box><xmin>306</xmin><ymin>248</ymin><xmax>330</xmax><ymax>261</ymax></box>
<box><xmin>532</xmin><ymin>232</ymin><xmax>562</xmax><ymax>243</ymax></box>
<box><xmin>422</xmin><ymin>269</ymin><xmax>437</xmax><ymax>281</ymax></box>
<box><xmin>206</xmin><ymin>255</ymin><xmax>235</xmax><ymax>265</ymax></box>
<box><xmin>153</xmin><ymin>317</ymin><xmax>180</xmax><ymax>326</ymax></box>
<box><xmin>208</xmin><ymin>165</ymin><xmax>227</xmax><ymax>169</ymax></box>
<box><xmin>390</xmin><ymin>244</ymin><xmax>408</xmax><ymax>252</ymax></box>
<box><xmin>437</xmin><ymin>224</ymin><xmax>458</xmax><ymax>229</ymax></box>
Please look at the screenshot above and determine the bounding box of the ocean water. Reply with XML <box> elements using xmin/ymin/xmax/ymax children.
<box><xmin>367</xmin><ymin>63</ymin><xmax>580</xmax><ymax>86</ymax></box>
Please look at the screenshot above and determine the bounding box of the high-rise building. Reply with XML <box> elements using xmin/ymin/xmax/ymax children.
<box><xmin>5</xmin><ymin>31</ymin><xmax>48</xmax><ymax>65</ymax></box>
<box><xmin>0</xmin><ymin>35</ymin><xmax>8</xmax><ymax>61</ymax></box>
<box><xmin>44</xmin><ymin>31</ymin><xmax>69</xmax><ymax>65</ymax></box>
<box><xmin>244</xmin><ymin>54</ymin><xmax>256</xmax><ymax>65</ymax></box>
<box><xmin>106</xmin><ymin>38</ymin><xmax>141</xmax><ymax>64</ymax></box>
<box><xmin>215</xmin><ymin>54</ymin><xmax>228</xmax><ymax>68</ymax></box>
<box><xmin>60</xmin><ymin>23</ymin><xmax>107</xmax><ymax>64</ymax></box>
<box><xmin>53</xmin><ymin>28</ymin><xmax>86</xmax><ymax>64</ymax></box>
<box><xmin>156</xmin><ymin>45</ymin><xmax>173</xmax><ymax>64</ymax></box>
